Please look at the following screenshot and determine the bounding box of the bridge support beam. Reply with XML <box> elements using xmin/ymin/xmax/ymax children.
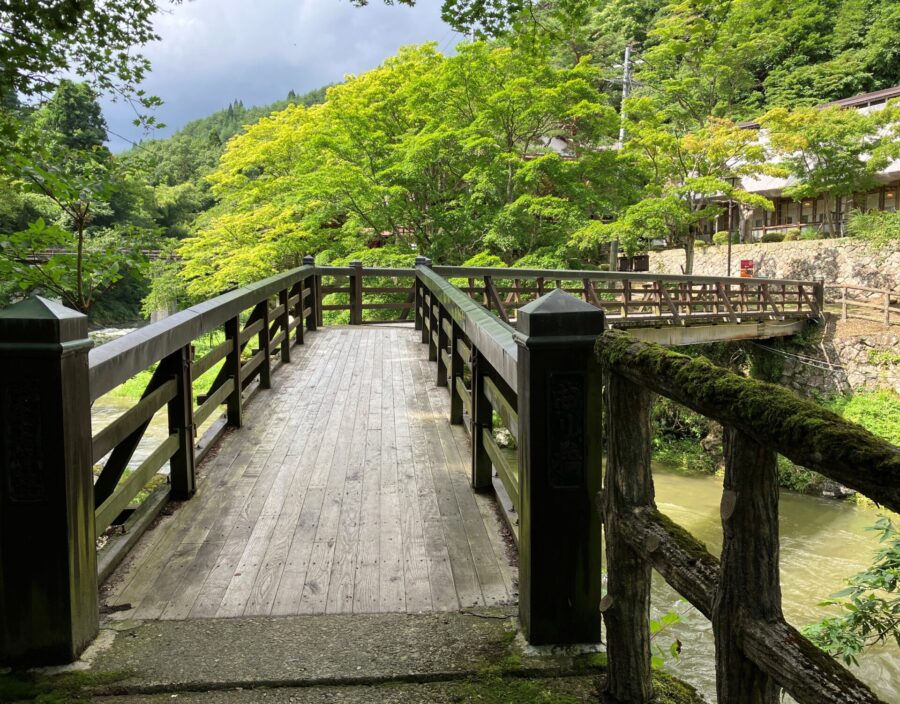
<box><xmin>0</xmin><ymin>297</ymin><xmax>98</xmax><ymax>665</ymax></box>
<box><xmin>514</xmin><ymin>289</ymin><xmax>605</xmax><ymax>645</ymax></box>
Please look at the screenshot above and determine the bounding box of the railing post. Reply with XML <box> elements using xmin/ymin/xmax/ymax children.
<box><xmin>224</xmin><ymin>315</ymin><xmax>243</xmax><ymax>428</ymax></box>
<box><xmin>303</xmin><ymin>255</ymin><xmax>318</xmax><ymax>331</ymax></box>
<box><xmin>278</xmin><ymin>288</ymin><xmax>291</xmax><ymax>362</ymax></box>
<box><xmin>428</xmin><ymin>290</ymin><xmax>439</xmax><ymax>363</ymax></box>
<box><xmin>165</xmin><ymin>344</ymin><xmax>196</xmax><ymax>500</ymax></box>
<box><xmin>713</xmin><ymin>427</ymin><xmax>781</xmax><ymax>703</ymax></box>
<box><xmin>414</xmin><ymin>256</ymin><xmax>426</xmax><ymax>331</ymax></box>
<box><xmin>436</xmin><ymin>308</ymin><xmax>449</xmax><ymax>387</ymax></box>
<box><xmin>349</xmin><ymin>260</ymin><xmax>363</xmax><ymax>325</ymax></box>
<box><xmin>0</xmin><ymin>297</ymin><xmax>98</xmax><ymax>664</ymax></box>
<box><xmin>514</xmin><ymin>289</ymin><xmax>605</xmax><ymax>645</ymax></box>
<box><xmin>813</xmin><ymin>277</ymin><xmax>825</xmax><ymax>319</ymax></box>
<box><xmin>470</xmin><ymin>349</ymin><xmax>493</xmax><ymax>490</ymax></box>
<box><xmin>290</xmin><ymin>280</ymin><xmax>304</xmax><ymax>345</ymax></box>
<box><xmin>449</xmin><ymin>322</ymin><xmax>465</xmax><ymax>425</ymax></box>
<box><xmin>258</xmin><ymin>301</ymin><xmax>272</xmax><ymax>389</ymax></box>
<box><xmin>602</xmin><ymin>371</ymin><xmax>655</xmax><ymax>702</ymax></box>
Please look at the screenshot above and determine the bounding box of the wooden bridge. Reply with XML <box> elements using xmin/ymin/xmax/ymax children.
<box><xmin>1</xmin><ymin>259</ymin><xmax>897</xmax><ymax>704</ymax></box>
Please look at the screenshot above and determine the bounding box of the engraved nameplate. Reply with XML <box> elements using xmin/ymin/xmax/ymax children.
<box><xmin>547</xmin><ymin>371</ymin><xmax>585</xmax><ymax>488</ymax></box>
<box><xmin>3</xmin><ymin>378</ymin><xmax>45</xmax><ymax>502</ymax></box>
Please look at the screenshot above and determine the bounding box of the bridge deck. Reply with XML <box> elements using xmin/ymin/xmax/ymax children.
<box><xmin>102</xmin><ymin>325</ymin><xmax>516</xmax><ymax>619</ymax></box>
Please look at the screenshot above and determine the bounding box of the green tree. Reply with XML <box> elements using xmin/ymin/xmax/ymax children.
<box><xmin>759</xmin><ymin>103</ymin><xmax>900</xmax><ymax>235</ymax></box>
<box><xmin>34</xmin><ymin>81</ymin><xmax>109</xmax><ymax>151</ymax></box>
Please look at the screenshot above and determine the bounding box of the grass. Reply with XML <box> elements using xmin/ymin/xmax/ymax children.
<box><xmin>825</xmin><ymin>389</ymin><xmax>900</xmax><ymax>446</ymax></box>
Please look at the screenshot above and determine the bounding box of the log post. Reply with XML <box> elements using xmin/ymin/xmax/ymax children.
<box><xmin>224</xmin><ymin>315</ymin><xmax>243</xmax><ymax>428</ymax></box>
<box><xmin>349</xmin><ymin>260</ymin><xmax>363</xmax><ymax>325</ymax></box>
<box><xmin>602</xmin><ymin>371</ymin><xmax>655</xmax><ymax>702</ymax></box>
<box><xmin>0</xmin><ymin>297</ymin><xmax>98</xmax><ymax>664</ymax></box>
<box><xmin>302</xmin><ymin>255</ymin><xmax>318</xmax><ymax>332</ymax></box>
<box><xmin>713</xmin><ymin>426</ymin><xmax>781</xmax><ymax>704</ymax></box>
<box><xmin>514</xmin><ymin>289</ymin><xmax>605</xmax><ymax>644</ymax></box>
<box><xmin>470</xmin><ymin>349</ymin><xmax>493</xmax><ymax>490</ymax></box>
<box><xmin>165</xmin><ymin>344</ymin><xmax>196</xmax><ymax>500</ymax></box>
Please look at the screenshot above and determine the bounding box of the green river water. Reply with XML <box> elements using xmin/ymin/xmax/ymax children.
<box><xmin>651</xmin><ymin>463</ymin><xmax>899</xmax><ymax>703</ymax></box>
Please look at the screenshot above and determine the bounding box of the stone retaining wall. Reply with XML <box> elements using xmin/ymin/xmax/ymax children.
<box><xmin>649</xmin><ymin>238</ymin><xmax>900</xmax><ymax>289</ymax></box>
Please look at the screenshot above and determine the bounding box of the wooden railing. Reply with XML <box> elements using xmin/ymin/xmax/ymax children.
<box><xmin>825</xmin><ymin>283</ymin><xmax>899</xmax><ymax>326</ymax></box>
<box><xmin>431</xmin><ymin>265</ymin><xmax>823</xmax><ymax>326</ymax></box>
<box><xmin>89</xmin><ymin>260</ymin><xmax>318</xmax><ymax>570</ymax></box>
<box><xmin>596</xmin><ymin>330</ymin><xmax>899</xmax><ymax>704</ymax></box>
<box><xmin>316</xmin><ymin>262</ymin><xmax>415</xmax><ymax>324</ymax></box>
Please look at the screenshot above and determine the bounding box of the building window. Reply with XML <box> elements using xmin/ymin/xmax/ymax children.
<box><xmin>866</xmin><ymin>191</ymin><xmax>880</xmax><ymax>212</ymax></box>
<box><xmin>885</xmin><ymin>186</ymin><xmax>898</xmax><ymax>212</ymax></box>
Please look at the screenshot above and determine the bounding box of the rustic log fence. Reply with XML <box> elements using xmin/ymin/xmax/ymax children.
<box><xmin>825</xmin><ymin>283</ymin><xmax>899</xmax><ymax>326</ymax></box>
<box><xmin>596</xmin><ymin>330</ymin><xmax>899</xmax><ymax>704</ymax></box>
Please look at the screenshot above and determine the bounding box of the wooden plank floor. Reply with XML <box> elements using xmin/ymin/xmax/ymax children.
<box><xmin>102</xmin><ymin>324</ymin><xmax>516</xmax><ymax>620</ymax></box>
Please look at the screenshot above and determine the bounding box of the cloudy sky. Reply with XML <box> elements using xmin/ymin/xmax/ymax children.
<box><xmin>103</xmin><ymin>0</ymin><xmax>463</xmax><ymax>151</ymax></box>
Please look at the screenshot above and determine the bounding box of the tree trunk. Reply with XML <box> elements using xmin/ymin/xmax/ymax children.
<box><xmin>683</xmin><ymin>238</ymin><xmax>695</xmax><ymax>275</ymax></box>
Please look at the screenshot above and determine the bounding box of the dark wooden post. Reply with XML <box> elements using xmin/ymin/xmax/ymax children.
<box><xmin>713</xmin><ymin>427</ymin><xmax>781</xmax><ymax>704</ymax></box>
<box><xmin>349</xmin><ymin>260</ymin><xmax>363</xmax><ymax>325</ymax></box>
<box><xmin>420</xmin><ymin>258</ymin><xmax>432</xmax><ymax>345</ymax></box>
<box><xmin>303</xmin><ymin>255</ymin><xmax>318</xmax><ymax>331</ymax></box>
<box><xmin>290</xmin><ymin>281</ymin><xmax>304</xmax><ymax>345</ymax></box>
<box><xmin>165</xmin><ymin>344</ymin><xmax>196</xmax><ymax>500</ymax></box>
<box><xmin>278</xmin><ymin>288</ymin><xmax>292</xmax><ymax>362</ymax></box>
<box><xmin>514</xmin><ymin>289</ymin><xmax>604</xmax><ymax>645</ymax></box>
<box><xmin>436</xmin><ymin>309</ymin><xmax>449</xmax><ymax>387</ymax></box>
<box><xmin>224</xmin><ymin>315</ymin><xmax>243</xmax><ymax>428</ymax></box>
<box><xmin>414</xmin><ymin>256</ymin><xmax>426</xmax><ymax>331</ymax></box>
<box><xmin>427</xmin><ymin>294</ymin><xmax>439</xmax><ymax>363</ymax></box>
<box><xmin>602</xmin><ymin>372</ymin><xmax>655</xmax><ymax>702</ymax></box>
<box><xmin>258</xmin><ymin>301</ymin><xmax>272</xmax><ymax>389</ymax></box>
<box><xmin>0</xmin><ymin>297</ymin><xmax>98</xmax><ymax>664</ymax></box>
<box><xmin>449</xmin><ymin>322</ymin><xmax>465</xmax><ymax>425</ymax></box>
<box><xmin>470</xmin><ymin>349</ymin><xmax>493</xmax><ymax>490</ymax></box>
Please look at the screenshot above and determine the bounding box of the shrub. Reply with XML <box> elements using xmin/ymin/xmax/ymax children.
<box><xmin>799</xmin><ymin>227</ymin><xmax>820</xmax><ymax>240</ymax></box>
<box><xmin>782</xmin><ymin>228</ymin><xmax>802</xmax><ymax>241</ymax></box>
<box><xmin>846</xmin><ymin>208</ymin><xmax>900</xmax><ymax>248</ymax></box>
<box><xmin>761</xmin><ymin>231</ymin><xmax>785</xmax><ymax>242</ymax></box>
<box><xmin>712</xmin><ymin>231</ymin><xmax>729</xmax><ymax>245</ymax></box>
<box><xmin>694</xmin><ymin>239</ymin><xmax>709</xmax><ymax>249</ymax></box>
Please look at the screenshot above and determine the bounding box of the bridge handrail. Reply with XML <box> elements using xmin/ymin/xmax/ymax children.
<box><xmin>433</xmin><ymin>264</ymin><xmax>816</xmax><ymax>288</ymax></box>
<box><xmin>596</xmin><ymin>328</ymin><xmax>897</xmax><ymax>704</ymax></box>
<box><xmin>416</xmin><ymin>264</ymin><xmax>518</xmax><ymax>391</ymax></box>
<box><xmin>90</xmin><ymin>264</ymin><xmax>316</xmax><ymax>400</ymax></box>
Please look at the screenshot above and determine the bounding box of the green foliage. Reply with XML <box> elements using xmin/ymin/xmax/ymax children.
<box><xmin>0</xmin><ymin>670</ymin><xmax>129</xmax><ymax>704</ymax></box>
<box><xmin>803</xmin><ymin>517</ymin><xmax>900</xmax><ymax>666</ymax></box>
<box><xmin>651</xmin><ymin>397</ymin><xmax>716</xmax><ymax>473</ymax></box>
<box><xmin>826</xmin><ymin>390</ymin><xmax>900</xmax><ymax>446</ymax></box>
<box><xmin>782</xmin><ymin>228</ymin><xmax>802</xmax><ymax>241</ymax></box>
<box><xmin>867</xmin><ymin>349</ymin><xmax>900</xmax><ymax>367</ymax></box>
<box><xmin>846</xmin><ymin>208</ymin><xmax>900</xmax><ymax>248</ymax></box>
<box><xmin>650</xmin><ymin>610</ymin><xmax>684</xmax><ymax>669</ymax></box>
<box><xmin>761</xmin><ymin>231</ymin><xmax>785</xmax><ymax>242</ymax></box>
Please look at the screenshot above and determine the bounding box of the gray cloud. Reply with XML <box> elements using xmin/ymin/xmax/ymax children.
<box><xmin>104</xmin><ymin>0</ymin><xmax>461</xmax><ymax>150</ymax></box>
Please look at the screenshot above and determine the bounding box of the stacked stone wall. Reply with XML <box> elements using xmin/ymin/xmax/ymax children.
<box><xmin>649</xmin><ymin>238</ymin><xmax>900</xmax><ymax>290</ymax></box>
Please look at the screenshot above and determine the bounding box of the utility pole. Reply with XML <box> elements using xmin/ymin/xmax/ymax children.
<box><xmin>610</xmin><ymin>44</ymin><xmax>633</xmax><ymax>271</ymax></box>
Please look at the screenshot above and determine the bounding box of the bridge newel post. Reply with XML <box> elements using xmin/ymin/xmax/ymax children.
<box><xmin>302</xmin><ymin>256</ymin><xmax>318</xmax><ymax>332</ymax></box>
<box><xmin>224</xmin><ymin>315</ymin><xmax>243</xmax><ymax>428</ymax></box>
<box><xmin>0</xmin><ymin>297</ymin><xmax>98</xmax><ymax>665</ymax></box>
<box><xmin>166</xmin><ymin>344</ymin><xmax>197</xmax><ymax>500</ymax></box>
<box><xmin>514</xmin><ymin>289</ymin><xmax>604</xmax><ymax>645</ymax></box>
<box><xmin>349</xmin><ymin>260</ymin><xmax>363</xmax><ymax>325</ymax></box>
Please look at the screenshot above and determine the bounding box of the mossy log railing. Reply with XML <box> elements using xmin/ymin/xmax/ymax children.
<box><xmin>597</xmin><ymin>329</ymin><xmax>899</xmax><ymax>704</ymax></box>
